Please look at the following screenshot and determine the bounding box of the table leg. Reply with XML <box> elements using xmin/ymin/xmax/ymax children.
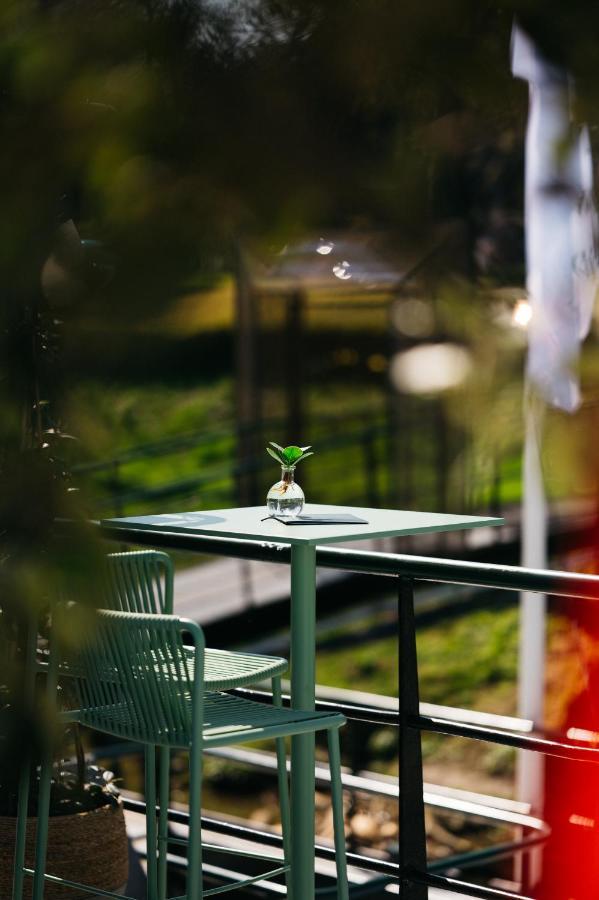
<box><xmin>290</xmin><ymin>543</ymin><xmax>316</xmax><ymax>900</ymax></box>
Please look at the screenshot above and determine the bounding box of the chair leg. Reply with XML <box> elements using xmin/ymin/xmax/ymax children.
<box><xmin>12</xmin><ymin>758</ymin><xmax>31</xmax><ymax>900</ymax></box>
<box><xmin>32</xmin><ymin>619</ymin><xmax>59</xmax><ymax>900</ymax></box>
<box><xmin>272</xmin><ymin>677</ymin><xmax>292</xmax><ymax>898</ymax></box>
<box><xmin>145</xmin><ymin>745</ymin><xmax>159</xmax><ymax>900</ymax></box>
<box><xmin>327</xmin><ymin>727</ymin><xmax>349</xmax><ymax>900</ymax></box>
<box><xmin>157</xmin><ymin>748</ymin><xmax>170</xmax><ymax>900</ymax></box>
<box><xmin>31</xmin><ymin>751</ymin><xmax>53</xmax><ymax>900</ymax></box>
<box><xmin>186</xmin><ymin>746</ymin><xmax>203</xmax><ymax>900</ymax></box>
<box><xmin>13</xmin><ymin>615</ymin><xmax>38</xmax><ymax>900</ymax></box>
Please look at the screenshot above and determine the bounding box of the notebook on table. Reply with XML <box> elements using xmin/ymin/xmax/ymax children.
<box><xmin>265</xmin><ymin>513</ymin><xmax>369</xmax><ymax>526</ymax></box>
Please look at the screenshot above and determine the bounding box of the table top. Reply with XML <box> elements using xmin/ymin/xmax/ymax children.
<box><xmin>102</xmin><ymin>504</ymin><xmax>503</xmax><ymax>547</ymax></box>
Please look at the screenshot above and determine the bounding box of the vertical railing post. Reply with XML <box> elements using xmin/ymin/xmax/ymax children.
<box><xmin>234</xmin><ymin>242</ymin><xmax>261</xmax><ymax>507</ymax></box>
<box><xmin>490</xmin><ymin>452</ymin><xmax>502</xmax><ymax>518</ymax></box>
<box><xmin>285</xmin><ymin>290</ymin><xmax>304</xmax><ymax>453</ymax></box>
<box><xmin>112</xmin><ymin>459</ymin><xmax>123</xmax><ymax>518</ymax></box>
<box><xmin>363</xmin><ymin>427</ymin><xmax>380</xmax><ymax>509</ymax></box>
<box><xmin>399</xmin><ymin>575</ymin><xmax>428</xmax><ymax>899</ymax></box>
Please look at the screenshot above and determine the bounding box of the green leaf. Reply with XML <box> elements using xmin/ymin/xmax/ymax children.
<box><xmin>282</xmin><ymin>445</ymin><xmax>304</xmax><ymax>464</ymax></box>
<box><xmin>296</xmin><ymin>451</ymin><xmax>314</xmax><ymax>462</ymax></box>
<box><xmin>269</xmin><ymin>442</ymin><xmax>285</xmax><ymax>453</ymax></box>
<box><xmin>266</xmin><ymin>446</ymin><xmax>284</xmax><ymax>463</ymax></box>
<box><xmin>300</xmin><ymin>445</ymin><xmax>312</xmax><ymax>452</ymax></box>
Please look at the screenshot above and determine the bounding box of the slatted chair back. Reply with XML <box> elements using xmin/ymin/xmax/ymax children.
<box><xmin>103</xmin><ymin>550</ymin><xmax>173</xmax><ymax>614</ymax></box>
<box><xmin>72</xmin><ymin>610</ymin><xmax>204</xmax><ymax>747</ymax></box>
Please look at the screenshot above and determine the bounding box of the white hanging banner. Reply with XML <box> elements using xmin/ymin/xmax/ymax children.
<box><xmin>572</xmin><ymin>125</ymin><xmax>599</xmax><ymax>339</ymax></box>
<box><xmin>511</xmin><ymin>25</ymin><xmax>598</xmax><ymax>824</ymax></box>
<box><xmin>512</xmin><ymin>25</ymin><xmax>598</xmax><ymax>413</ymax></box>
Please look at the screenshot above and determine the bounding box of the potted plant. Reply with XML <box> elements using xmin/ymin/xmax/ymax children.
<box><xmin>0</xmin><ymin>725</ymin><xmax>129</xmax><ymax>900</ymax></box>
<box><xmin>265</xmin><ymin>443</ymin><xmax>314</xmax><ymax>518</ymax></box>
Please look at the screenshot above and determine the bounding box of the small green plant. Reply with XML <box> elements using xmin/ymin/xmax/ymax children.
<box><xmin>266</xmin><ymin>442</ymin><xmax>314</xmax><ymax>468</ymax></box>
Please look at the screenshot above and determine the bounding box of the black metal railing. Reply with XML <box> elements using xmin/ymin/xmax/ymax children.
<box><xmin>96</xmin><ymin>520</ymin><xmax>599</xmax><ymax>898</ymax></box>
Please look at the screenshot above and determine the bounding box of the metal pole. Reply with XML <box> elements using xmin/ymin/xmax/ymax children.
<box><xmin>517</xmin><ymin>394</ymin><xmax>546</xmax><ymax>815</ymax></box>
<box><xmin>290</xmin><ymin>543</ymin><xmax>317</xmax><ymax>900</ymax></box>
<box><xmin>234</xmin><ymin>242</ymin><xmax>259</xmax><ymax>505</ymax></box>
<box><xmin>286</xmin><ymin>290</ymin><xmax>304</xmax><ymax>445</ymax></box>
<box><xmin>399</xmin><ymin>576</ymin><xmax>428</xmax><ymax>899</ymax></box>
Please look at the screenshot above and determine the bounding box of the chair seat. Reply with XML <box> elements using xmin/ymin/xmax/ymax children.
<box><xmin>202</xmin><ymin>647</ymin><xmax>287</xmax><ymax>689</ymax></box>
<box><xmin>75</xmin><ymin>690</ymin><xmax>345</xmax><ymax>749</ymax></box>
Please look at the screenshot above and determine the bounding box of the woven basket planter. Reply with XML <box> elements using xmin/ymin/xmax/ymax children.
<box><xmin>0</xmin><ymin>800</ymin><xmax>129</xmax><ymax>900</ymax></box>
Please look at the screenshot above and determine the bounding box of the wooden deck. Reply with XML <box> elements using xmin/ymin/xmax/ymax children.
<box><xmin>173</xmin><ymin>537</ymin><xmax>399</xmax><ymax>625</ymax></box>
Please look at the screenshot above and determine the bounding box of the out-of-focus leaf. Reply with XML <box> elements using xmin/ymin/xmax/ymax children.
<box><xmin>266</xmin><ymin>446</ymin><xmax>284</xmax><ymax>464</ymax></box>
<box><xmin>282</xmin><ymin>446</ymin><xmax>304</xmax><ymax>464</ymax></box>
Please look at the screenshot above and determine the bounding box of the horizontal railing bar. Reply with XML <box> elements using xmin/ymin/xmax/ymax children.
<box><xmin>230</xmin><ymin>687</ymin><xmax>599</xmax><ymax>765</ymax></box>
<box><xmin>230</xmin><ymin>686</ymin><xmax>398</xmax><ymax>726</ymax></box>
<box><xmin>74</xmin><ymin>415</ymin><xmax>310</xmax><ymax>473</ymax></box>
<box><xmin>167</xmin><ymin>852</ymin><xmax>396</xmax><ymax>898</ymax></box>
<box><xmin>315</xmin><ymin>877</ymin><xmax>398</xmax><ymax>898</ymax></box>
<box><xmin>122</xmin><ymin>797</ymin><xmax>399</xmax><ymax>878</ymax></box>
<box><xmin>23</xmin><ymin>869</ymin><xmax>134</xmax><ymax>900</ymax></box>
<box><xmin>196</xmin><ymin>842</ymin><xmax>285</xmax><ymax>862</ymax></box>
<box><xmin>420</xmin><ymin>702</ymin><xmax>532</xmax><ymax>734</ymax></box>
<box><xmin>410</xmin><ymin>869</ymin><xmax>530</xmax><ymax>900</ymax></box>
<box><xmin>167</xmin><ymin>854</ymin><xmax>287</xmax><ymax>897</ymax></box>
<box><xmin>94</xmin><ymin>522</ymin><xmax>293</xmax><ymax>562</ymax></box>
<box><xmin>94</xmin><ymin>524</ymin><xmax>599</xmax><ymax>599</ymax></box>
<box><xmin>428</xmin><ymin>829</ymin><xmax>548</xmax><ymax>874</ymax></box>
<box><xmin>423</xmin><ymin>787</ymin><xmax>544</xmax><ymax>831</ymax></box>
<box><xmin>415</xmin><ymin>714</ymin><xmax>599</xmax><ymax>763</ymax></box>
<box><xmin>74</xmin><ymin>414</ymin><xmax>387</xmax><ymax>474</ymax></box>
<box><xmin>125</xmin><ymin>797</ymin><xmax>283</xmax><ymax>846</ymax></box>
<box><xmin>422</xmin><ymin>782</ymin><xmax>530</xmax><ymax>818</ymax></box>
<box><xmin>204</xmin><ymin>744</ymin><xmax>547</xmax><ymax>830</ymax></box>
<box><xmin>110</xmin><ymin>746</ymin><xmax>540</xmax><ymax>833</ymax></box>
<box><xmin>131</xmin><ymin>792</ymin><xmax>544</xmax><ymax>899</ymax></box>
<box><xmin>126</xmin><ymin>794</ymin><xmax>548</xmax><ymax>889</ymax></box>
<box><xmin>314</xmin><ymin>683</ymin><xmax>399</xmax><ymax>712</ymax></box>
<box><xmin>237</xmin><ymin>682</ymin><xmax>529</xmax><ymax>738</ymax></box>
<box><xmin>128</xmin><ymin>792</ymin><xmax>545</xmax><ymax>899</ymax></box>
<box><xmin>206</xmin><ymin>744</ymin><xmax>399</xmax><ymax>799</ymax></box>
<box><xmin>195</xmin><ymin>865</ymin><xmax>290</xmax><ymax>898</ymax></box>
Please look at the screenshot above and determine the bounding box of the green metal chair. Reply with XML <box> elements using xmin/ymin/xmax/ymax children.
<box><xmin>13</xmin><ymin>550</ymin><xmax>298</xmax><ymax>900</ymax></box>
<box><xmin>102</xmin><ymin>550</ymin><xmax>292</xmax><ymax>898</ymax></box>
<box><xmin>28</xmin><ymin>610</ymin><xmax>349</xmax><ymax>900</ymax></box>
<box><xmin>102</xmin><ymin>550</ymin><xmax>289</xmax><ymax>691</ymax></box>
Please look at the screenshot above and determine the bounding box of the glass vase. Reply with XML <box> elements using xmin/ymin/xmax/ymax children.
<box><xmin>266</xmin><ymin>466</ymin><xmax>305</xmax><ymax>518</ymax></box>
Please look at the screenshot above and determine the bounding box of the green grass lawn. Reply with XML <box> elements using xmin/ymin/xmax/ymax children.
<box><xmin>315</xmin><ymin>600</ymin><xmax>518</xmax><ymax>713</ymax></box>
<box><xmin>66</xmin><ymin>377</ymin><xmax>235</xmax><ymax>459</ymax></box>
<box><xmin>65</xmin><ymin>376</ymin><xmax>400</xmax><ymax>514</ymax></box>
<box><xmin>314</xmin><ymin>597</ymin><xmax>519</xmax><ymax>785</ymax></box>
<box><xmin>67</xmin><ymin>369</ymin><xmax>594</xmax><ymax>521</ymax></box>
<box><xmin>67</xmin><ymin>373</ymin><xmax>521</xmax><ymax>518</ymax></box>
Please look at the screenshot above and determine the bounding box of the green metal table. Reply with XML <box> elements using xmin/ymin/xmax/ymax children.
<box><xmin>103</xmin><ymin>503</ymin><xmax>502</xmax><ymax>899</ymax></box>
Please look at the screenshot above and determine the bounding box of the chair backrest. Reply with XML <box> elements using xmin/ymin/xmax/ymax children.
<box><xmin>72</xmin><ymin>610</ymin><xmax>204</xmax><ymax>747</ymax></box>
<box><xmin>103</xmin><ymin>550</ymin><xmax>173</xmax><ymax>614</ymax></box>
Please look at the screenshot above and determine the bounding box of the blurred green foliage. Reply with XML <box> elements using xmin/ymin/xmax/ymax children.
<box><xmin>2</xmin><ymin>0</ymin><xmax>599</xmax><ymax>801</ymax></box>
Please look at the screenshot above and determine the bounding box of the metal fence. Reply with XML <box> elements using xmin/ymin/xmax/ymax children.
<box><xmin>75</xmin><ymin>405</ymin><xmax>510</xmax><ymax>522</ymax></box>
<box><xmin>97</xmin><ymin>520</ymin><xmax>599</xmax><ymax>899</ymax></box>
